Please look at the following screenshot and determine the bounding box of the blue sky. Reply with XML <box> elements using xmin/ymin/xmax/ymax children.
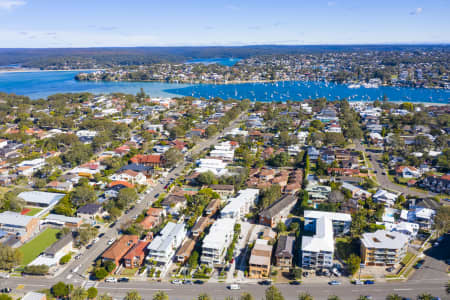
<box><xmin>0</xmin><ymin>0</ymin><xmax>449</xmax><ymax>47</ymax></box>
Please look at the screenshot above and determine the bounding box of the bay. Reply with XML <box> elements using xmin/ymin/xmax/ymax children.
<box><xmin>0</xmin><ymin>70</ymin><xmax>448</xmax><ymax>104</ymax></box>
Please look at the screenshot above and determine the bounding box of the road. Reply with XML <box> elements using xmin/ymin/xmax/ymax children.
<box><xmin>355</xmin><ymin>141</ymin><xmax>434</xmax><ymax>198</ymax></box>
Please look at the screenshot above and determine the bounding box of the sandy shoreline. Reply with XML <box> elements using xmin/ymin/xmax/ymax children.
<box><xmin>0</xmin><ymin>68</ymin><xmax>104</xmax><ymax>73</ymax></box>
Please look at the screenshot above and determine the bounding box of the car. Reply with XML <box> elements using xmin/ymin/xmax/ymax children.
<box><xmin>193</xmin><ymin>280</ymin><xmax>204</xmax><ymax>285</ymax></box>
<box><xmin>105</xmin><ymin>277</ymin><xmax>117</xmax><ymax>283</ymax></box>
<box><xmin>229</xmin><ymin>284</ymin><xmax>240</xmax><ymax>290</ymax></box>
<box><xmin>107</xmin><ymin>238</ymin><xmax>115</xmax><ymax>245</ymax></box>
<box><xmin>136</xmin><ymin>199</ymin><xmax>142</xmax><ymax>204</ymax></box>
<box><xmin>230</xmin><ymin>258</ymin><xmax>234</xmax><ymax>263</ymax></box>
<box><xmin>0</xmin><ymin>273</ymin><xmax>10</xmax><ymax>279</ymax></box>
<box><xmin>132</xmin><ymin>215</ymin><xmax>138</xmax><ymax>220</ymax></box>
<box><xmin>118</xmin><ymin>277</ymin><xmax>129</xmax><ymax>282</ymax></box>
<box><xmin>374</xmin><ymin>170</ymin><xmax>378</xmax><ymax>174</ymax></box>
<box><xmin>259</xmin><ymin>280</ymin><xmax>272</xmax><ymax>285</ymax></box>
<box><xmin>74</xmin><ymin>254</ymin><xmax>82</xmax><ymax>260</ymax></box>
<box><xmin>171</xmin><ymin>279</ymin><xmax>182</xmax><ymax>285</ymax></box>
<box><xmin>382</xmin><ymin>171</ymin><xmax>387</xmax><ymax>175</ymax></box>
<box><xmin>155</xmin><ymin>193</ymin><xmax>160</xmax><ymax>198</ymax></box>
<box><xmin>363</xmin><ymin>296</ymin><xmax>373</xmax><ymax>300</ymax></box>
<box><xmin>289</xmin><ymin>281</ymin><xmax>301</xmax><ymax>285</ymax></box>
<box><xmin>414</xmin><ymin>260</ymin><xmax>425</xmax><ymax>269</ymax></box>
<box><xmin>353</xmin><ymin>280</ymin><xmax>364</xmax><ymax>285</ymax></box>
<box><xmin>86</xmin><ymin>244</ymin><xmax>93</xmax><ymax>249</ymax></box>
<box><xmin>328</xmin><ymin>280</ymin><xmax>341</xmax><ymax>286</ymax></box>
<box><xmin>98</xmin><ymin>233</ymin><xmax>105</xmax><ymax>238</ymax></box>
<box><xmin>0</xmin><ymin>288</ymin><xmax>11</xmax><ymax>293</ymax></box>
<box><xmin>183</xmin><ymin>280</ymin><xmax>193</xmax><ymax>285</ymax></box>
<box><xmin>364</xmin><ymin>280</ymin><xmax>375</xmax><ymax>285</ymax></box>
<box><xmin>109</xmin><ymin>221</ymin><xmax>117</xmax><ymax>228</ymax></box>
<box><xmin>332</xmin><ymin>268</ymin><xmax>341</xmax><ymax>277</ymax></box>
<box><xmin>434</xmin><ymin>242</ymin><xmax>439</xmax><ymax>247</ymax></box>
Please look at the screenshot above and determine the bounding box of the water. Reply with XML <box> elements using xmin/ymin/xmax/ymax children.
<box><xmin>0</xmin><ymin>70</ymin><xmax>448</xmax><ymax>103</ymax></box>
<box><xmin>185</xmin><ymin>58</ymin><xmax>241</xmax><ymax>66</ymax></box>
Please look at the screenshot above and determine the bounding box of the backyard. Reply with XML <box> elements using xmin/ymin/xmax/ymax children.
<box><xmin>18</xmin><ymin>228</ymin><xmax>61</xmax><ymax>265</ymax></box>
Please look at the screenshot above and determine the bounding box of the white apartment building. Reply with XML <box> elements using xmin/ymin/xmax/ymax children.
<box><xmin>220</xmin><ymin>188</ymin><xmax>259</xmax><ymax>219</ymax></box>
<box><xmin>301</xmin><ymin>216</ymin><xmax>334</xmax><ymax>270</ymax></box>
<box><xmin>361</xmin><ymin>230</ymin><xmax>409</xmax><ymax>266</ymax></box>
<box><xmin>304</xmin><ymin>210</ymin><xmax>352</xmax><ymax>236</ymax></box>
<box><xmin>200</xmin><ymin>218</ymin><xmax>236</xmax><ymax>266</ymax></box>
<box><xmin>147</xmin><ymin>222</ymin><xmax>186</xmax><ymax>266</ymax></box>
<box><xmin>195</xmin><ymin>158</ymin><xmax>229</xmax><ymax>176</ymax></box>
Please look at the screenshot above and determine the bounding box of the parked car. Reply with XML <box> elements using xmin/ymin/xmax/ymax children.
<box><xmin>414</xmin><ymin>260</ymin><xmax>425</xmax><ymax>269</ymax></box>
<box><xmin>289</xmin><ymin>281</ymin><xmax>301</xmax><ymax>285</ymax></box>
<box><xmin>171</xmin><ymin>279</ymin><xmax>182</xmax><ymax>285</ymax></box>
<box><xmin>353</xmin><ymin>280</ymin><xmax>364</xmax><ymax>285</ymax></box>
<box><xmin>193</xmin><ymin>280</ymin><xmax>204</xmax><ymax>285</ymax></box>
<box><xmin>92</xmin><ymin>237</ymin><xmax>99</xmax><ymax>243</ymax></box>
<box><xmin>328</xmin><ymin>280</ymin><xmax>341</xmax><ymax>286</ymax></box>
<box><xmin>0</xmin><ymin>288</ymin><xmax>11</xmax><ymax>293</ymax></box>
<box><xmin>183</xmin><ymin>280</ymin><xmax>193</xmax><ymax>285</ymax></box>
<box><xmin>98</xmin><ymin>233</ymin><xmax>105</xmax><ymax>238</ymax></box>
<box><xmin>332</xmin><ymin>268</ymin><xmax>341</xmax><ymax>277</ymax></box>
<box><xmin>118</xmin><ymin>277</ymin><xmax>129</xmax><ymax>282</ymax></box>
<box><xmin>364</xmin><ymin>280</ymin><xmax>375</xmax><ymax>285</ymax></box>
<box><xmin>386</xmin><ymin>267</ymin><xmax>394</xmax><ymax>272</ymax></box>
<box><xmin>228</xmin><ymin>284</ymin><xmax>240</xmax><ymax>290</ymax></box>
<box><xmin>105</xmin><ymin>277</ymin><xmax>117</xmax><ymax>283</ymax></box>
<box><xmin>107</xmin><ymin>238</ymin><xmax>115</xmax><ymax>245</ymax></box>
<box><xmin>259</xmin><ymin>280</ymin><xmax>272</xmax><ymax>285</ymax></box>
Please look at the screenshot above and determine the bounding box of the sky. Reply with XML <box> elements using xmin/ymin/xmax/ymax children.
<box><xmin>0</xmin><ymin>0</ymin><xmax>449</xmax><ymax>48</ymax></box>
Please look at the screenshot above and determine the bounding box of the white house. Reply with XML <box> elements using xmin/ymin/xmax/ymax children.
<box><xmin>220</xmin><ymin>188</ymin><xmax>259</xmax><ymax>219</ymax></box>
<box><xmin>195</xmin><ymin>158</ymin><xmax>229</xmax><ymax>176</ymax></box>
<box><xmin>109</xmin><ymin>170</ymin><xmax>147</xmax><ymax>185</ymax></box>
<box><xmin>16</xmin><ymin>158</ymin><xmax>46</xmax><ymax>176</ymax></box>
<box><xmin>373</xmin><ymin>189</ymin><xmax>398</xmax><ymax>207</ymax></box>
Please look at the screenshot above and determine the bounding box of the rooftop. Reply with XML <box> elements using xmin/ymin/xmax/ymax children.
<box><xmin>361</xmin><ymin>230</ymin><xmax>409</xmax><ymax>250</ymax></box>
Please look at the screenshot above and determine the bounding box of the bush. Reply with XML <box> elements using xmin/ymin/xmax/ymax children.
<box><xmin>103</xmin><ymin>260</ymin><xmax>116</xmax><ymax>273</ymax></box>
<box><xmin>23</xmin><ymin>265</ymin><xmax>49</xmax><ymax>275</ymax></box>
<box><xmin>94</xmin><ymin>267</ymin><xmax>108</xmax><ymax>280</ymax></box>
<box><xmin>59</xmin><ymin>254</ymin><xmax>71</xmax><ymax>265</ymax></box>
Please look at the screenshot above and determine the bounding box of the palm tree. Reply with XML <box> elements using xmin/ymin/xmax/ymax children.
<box><xmin>386</xmin><ymin>294</ymin><xmax>402</xmax><ymax>300</ymax></box>
<box><xmin>153</xmin><ymin>291</ymin><xmax>169</xmax><ymax>300</ymax></box>
<box><xmin>71</xmin><ymin>286</ymin><xmax>87</xmax><ymax>300</ymax></box>
<box><xmin>240</xmin><ymin>293</ymin><xmax>254</xmax><ymax>300</ymax></box>
<box><xmin>197</xmin><ymin>294</ymin><xmax>212</xmax><ymax>300</ymax></box>
<box><xmin>98</xmin><ymin>293</ymin><xmax>113</xmax><ymax>300</ymax></box>
<box><xmin>417</xmin><ymin>294</ymin><xmax>434</xmax><ymax>300</ymax></box>
<box><xmin>328</xmin><ymin>296</ymin><xmax>340</xmax><ymax>300</ymax></box>
<box><xmin>298</xmin><ymin>293</ymin><xmax>314</xmax><ymax>300</ymax></box>
<box><xmin>125</xmin><ymin>290</ymin><xmax>142</xmax><ymax>300</ymax></box>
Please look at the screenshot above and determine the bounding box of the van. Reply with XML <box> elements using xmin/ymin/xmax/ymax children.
<box><xmin>229</xmin><ymin>284</ymin><xmax>240</xmax><ymax>290</ymax></box>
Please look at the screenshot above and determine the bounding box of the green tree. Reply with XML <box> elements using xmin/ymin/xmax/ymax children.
<box><xmin>298</xmin><ymin>293</ymin><xmax>314</xmax><ymax>300</ymax></box>
<box><xmin>117</xmin><ymin>187</ymin><xmax>138</xmax><ymax>208</ymax></box>
<box><xmin>264</xmin><ymin>286</ymin><xmax>284</xmax><ymax>300</ymax></box>
<box><xmin>51</xmin><ymin>282</ymin><xmax>70</xmax><ymax>298</ymax></box>
<box><xmin>98</xmin><ymin>294</ymin><xmax>113</xmax><ymax>300</ymax></box>
<box><xmin>94</xmin><ymin>267</ymin><xmax>108</xmax><ymax>280</ymax></box>
<box><xmin>347</xmin><ymin>253</ymin><xmax>361</xmax><ymax>275</ymax></box>
<box><xmin>163</xmin><ymin>148</ymin><xmax>183</xmax><ymax>168</ymax></box>
<box><xmin>125</xmin><ymin>290</ymin><xmax>142</xmax><ymax>300</ymax></box>
<box><xmin>197</xmin><ymin>294</ymin><xmax>212</xmax><ymax>300</ymax></box>
<box><xmin>188</xmin><ymin>250</ymin><xmax>199</xmax><ymax>268</ymax></box>
<box><xmin>0</xmin><ymin>244</ymin><xmax>22</xmax><ymax>270</ymax></box>
<box><xmin>386</xmin><ymin>294</ymin><xmax>402</xmax><ymax>300</ymax></box>
<box><xmin>196</xmin><ymin>171</ymin><xmax>217</xmax><ymax>185</ymax></box>
<box><xmin>71</xmin><ymin>185</ymin><xmax>96</xmax><ymax>206</ymax></box>
<box><xmin>434</xmin><ymin>206</ymin><xmax>450</xmax><ymax>236</ymax></box>
<box><xmin>0</xmin><ymin>294</ymin><xmax>12</xmax><ymax>300</ymax></box>
<box><xmin>71</xmin><ymin>286</ymin><xmax>88</xmax><ymax>300</ymax></box>
<box><xmin>240</xmin><ymin>293</ymin><xmax>254</xmax><ymax>300</ymax></box>
<box><xmin>327</xmin><ymin>296</ymin><xmax>340</xmax><ymax>300</ymax></box>
<box><xmin>87</xmin><ymin>287</ymin><xmax>98</xmax><ymax>299</ymax></box>
<box><xmin>417</xmin><ymin>294</ymin><xmax>434</xmax><ymax>300</ymax></box>
<box><xmin>59</xmin><ymin>254</ymin><xmax>71</xmax><ymax>265</ymax></box>
<box><xmin>104</xmin><ymin>260</ymin><xmax>116</xmax><ymax>273</ymax></box>
<box><xmin>152</xmin><ymin>291</ymin><xmax>169</xmax><ymax>300</ymax></box>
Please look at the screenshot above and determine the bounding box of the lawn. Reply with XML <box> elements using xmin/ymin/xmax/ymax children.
<box><xmin>19</xmin><ymin>228</ymin><xmax>61</xmax><ymax>265</ymax></box>
<box><xmin>23</xmin><ymin>207</ymin><xmax>43</xmax><ymax>216</ymax></box>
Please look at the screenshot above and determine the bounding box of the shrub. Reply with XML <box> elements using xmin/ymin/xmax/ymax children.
<box><xmin>59</xmin><ymin>254</ymin><xmax>71</xmax><ymax>265</ymax></box>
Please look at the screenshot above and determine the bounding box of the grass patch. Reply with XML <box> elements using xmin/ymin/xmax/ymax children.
<box><xmin>24</xmin><ymin>207</ymin><xmax>43</xmax><ymax>216</ymax></box>
<box><xmin>401</xmin><ymin>252</ymin><xmax>414</xmax><ymax>266</ymax></box>
<box><xmin>19</xmin><ymin>228</ymin><xmax>61</xmax><ymax>265</ymax></box>
<box><xmin>121</xmin><ymin>268</ymin><xmax>138</xmax><ymax>276</ymax></box>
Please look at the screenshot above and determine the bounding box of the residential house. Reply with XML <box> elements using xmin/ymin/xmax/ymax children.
<box><xmin>130</xmin><ymin>154</ymin><xmax>164</xmax><ymax>168</ymax></box>
<box><xmin>204</xmin><ymin>198</ymin><xmax>221</xmax><ymax>216</ymax></box>
<box><xmin>209</xmin><ymin>184</ymin><xmax>234</xmax><ymax>199</ymax></box>
<box><xmin>304</xmin><ymin>210</ymin><xmax>352</xmax><ymax>236</ymax></box>
<box><xmin>123</xmin><ymin>240</ymin><xmax>150</xmax><ymax>268</ymax></box>
<box><xmin>192</xmin><ymin>217</ymin><xmax>210</xmax><ymax>238</ymax></box>
<box><xmin>395</xmin><ymin>166</ymin><xmax>421</xmax><ymax>178</ymax></box>
<box><xmin>175</xmin><ymin>238</ymin><xmax>196</xmax><ymax>263</ymax></box>
<box><xmin>43</xmin><ymin>214</ymin><xmax>83</xmax><ymax>228</ymax></box>
<box><xmin>46</xmin><ymin>181</ymin><xmax>73</xmax><ymax>192</ymax></box>
<box><xmin>77</xmin><ymin>204</ymin><xmax>104</xmax><ymax>221</ymax></box>
<box><xmin>248</xmin><ymin>239</ymin><xmax>273</xmax><ymax>279</ymax></box>
<box><xmin>373</xmin><ymin>189</ymin><xmax>398</xmax><ymax>207</ymax></box>
<box><xmin>221</xmin><ymin>189</ymin><xmax>259</xmax><ymax>219</ymax></box>
<box><xmin>274</xmin><ymin>235</ymin><xmax>295</xmax><ymax>268</ymax></box>
<box><xmin>101</xmin><ymin>235</ymin><xmax>139</xmax><ymax>268</ymax></box>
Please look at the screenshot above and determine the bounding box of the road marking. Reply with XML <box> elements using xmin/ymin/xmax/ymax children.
<box><xmin>97</xmin><ymin>287</ymin><xmax>173</xmax><ymax>291</ymax></box>
<box><xmin>66</xmin><ymin>274</ymin><xmax>73</xmax><ymax>279</ymax></box>
<box><xmin>394</xmin><ymin>288</ymin><xmax>412</xmax><ymax>291</ymax></box>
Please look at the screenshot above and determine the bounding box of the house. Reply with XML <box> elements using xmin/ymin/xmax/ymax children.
<box><xmin>195</xmin><ymin>158</ymin><xmax>229</xmax><ymax>176</ymax></box>
<box><xmin>341</xmin><ymin>182</ymin><xmax>372</xmax><ymax>199</ymax></box>
<box><xmin>46</xmin><ymin>181</ymin><xmax>73</xmax><ymax>192</ymax></box>
<box><xmin>259</xmin><ymin>194</ymin><xmax>297</xmax><ymax>228</ymax></box>
<box><xmin>43</xmin><ymin>214</ymin><xmax>83</xmax><ymax>228</ymax></box>
<box><xmin>123</xmin><ymin>240</ymin><xmax>150</xmax><ymax>268</ymax></box>
<box><xmin>420</xmin><ymin>174</ymin><xmax>450</xmax><ymax>194</ymax></box>
<box><xmin>77</xmin><ymin>204</ymin><xmax>104</xmax><ymax>221</ymax></box>
<box><xmin>192</xmin><ymin>217</ymin><xmax>210</xmax><ymax>238</ymax></box>
<box><xmin>305</xmin><ymin>183</ymin><xmax>331</xmax><ymax>207</ymax></box>
<box><xmin>201</xmin><ymin>218</ymin><xmax>236</xmax><ymax>266</ymax></box>
<box><xmin>130</xmin><ymin>154</ymin><xmax>164</xmax><ymax>168</ymax></box>
<box><xmin>22</xmin><ymin>292</ymin><xmax>47</xmax><ymax>300</ymax></box>
<box><xmin>408</xmin><ymin>207</ymin><xmax>435</xmax><ymax>230</ymax></box>
<box><xmin>248</xmin><ymin>239</ymin><xmax>273</xmax><ymax>278</ymax></box>
<box><xmin>42</xmin><ymin>233</ymin><xmax>73</xmax><ymax>259</ymax></box>
<box><xmin>140</xmin><ymin>215</ymin><xmax>161</xmax><ymax>230</ymax></box>
<box><xmin>383</xmin><ymin>222</ymin><xmax>419</xmax><ymax>239</ymax></box>
<box><xmin>209</xmin><ymin>184</ymin><xmax>234</xmax><ymax>199</ymax></box>
<box><xmin>395</xmin><ymin>166</ymin><xmax>421</xmax><ymax>178</ymax></box>
<box><xmin>204</xmin><ymin>198</ymin><xmax>221</xmax><ymax>216</ymax></box>
<box><xmin>161</xmin><ymin>194</ymin><xmax>186</xmax><ymax>215</ymax></box>
<box><xmin>102</xmin><ymin>235</ymin><xmax>139</xmax><ymax>268</ymax></box>
<box><xmin>360</xmin><ymin>230</ymin><xmax>409</xmax><ymax>266</ymax></box>
<box><xmin>373</xmin><ymin>189</ymin><xmax>398</xmax><ymax>207</ymax></box>
<box><xmin>274</xmin><ymin>235</ymin><xmax>295</xmax><ymax>268</ymax></box>
<box><xmin>301</xmin><ymin>216</ymin><xmax>334</xmax><ymax>270</ymax></box>
<box><xmin>261</xmin><ymin>227</ymin><xmax>277</xmax><ymax>242</ymax></box>
<box><xmin>0</xmin><ymin>211</ymin><xmax>40</xmax><ymax>242</ymax></box>
<box><xmin>109</xmin><ymin>170</ymin><xmax>147</xmax><ymax>185</ymax></box>
<box><xmin>147</xmin><ymin>222</ymin><xmax>187</xmax><ymax>267</ymax></box>
<box><xmin>221</xmin><ymin>189</ymin><xmax>259</xmax><ymax>219</ymax></box>
<box><xmin>175</xmin><ymin>238</ymin><xmax>196</xmax><ymax>263</ymax></box>
<box><xmin>16</xmin><ymin>158</ymin><xmax>45</xmax><ymax>176</ymax></box>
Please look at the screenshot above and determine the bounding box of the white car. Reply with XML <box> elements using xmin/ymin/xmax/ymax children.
<box><xmin>229</xmin><ymin>284</ymin><xmax>240</xmax><ymax>290</ymax></box>
<box><xmin>105</xmin><ymin>277</ymin><xmax>117</xmax><ymax>283</ymax></box>
<box><xmin>107</xmin><ymin>239</ymin><xmax>115</xmax><ymax>245</ymax></box>
<box><xmin>171</xmin><ymin>279</ymin><xmax>182</xmax><ymax>285</ymax></box>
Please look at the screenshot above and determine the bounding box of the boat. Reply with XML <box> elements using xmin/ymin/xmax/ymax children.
<box><xmin>348</xmin><ymin>83</ymin><xmax>361</xmax><ymax>89</ymax></box>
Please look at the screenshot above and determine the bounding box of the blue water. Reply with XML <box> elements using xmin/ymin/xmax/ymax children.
<box><xmin>0</xmin><ymin>70</ymin><xmax>448</xmax><ymax>103</ymax></box>
<box><xmin>167</xmin><ymin>81</ymin><xmax>450</xmax><ymax>104</ymax></box>
<box><xmin>185</xmin><ymin>58</ymin><xmax>241</xmax><ymax>66</ymax></box>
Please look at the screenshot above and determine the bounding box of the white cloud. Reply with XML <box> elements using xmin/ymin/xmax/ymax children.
<box><xmin>0</xmin><ymin>0</ymin><xmax>26</xmax><ymax>10</ymax></box>
<box><xmin>410</xmin><ymin>7</ymin><xmax>423</xmax><ymax>15</ymax></box>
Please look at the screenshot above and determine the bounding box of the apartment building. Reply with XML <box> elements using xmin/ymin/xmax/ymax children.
<box><xmin>259</xmin><ymin>194</ymin><xmax>297</xmax><ymax>228</ymax></box>
<box><xmin>248</xmin><ymin>239</ymin><xmax>273</xmax><ymax>279</ymax></box>
<box><xmin>360</xmin><ymin>230</ymin><xmax>409</xmax><ymax>266</ymax></box>
<box><xmin>221</xmin><ymin>188</ymin><xmax>259</xmax><ymax>219</ymax></box>
<box><xmin>304</xmin><ymin>210</ymin><xmax>352</xmax><ymax>236</ymax></box>
<box><xmin>274</xmin><ymin>235</ymin><xmax>295</xmax><ymax>268</ymax></box>
<box><xmin>146</xmin><ymin>222</ymin><xmax>186</xmax><ymax>267</ymax></box>
<box><xmin>200</xmin><ymin>218</ymin><xmax>236</xmax><ymax>266</ymax></box>
<box><xmin>301</xmin><ymin>216</ymin><xmax>334</xmax><ymax>270</ymax></box>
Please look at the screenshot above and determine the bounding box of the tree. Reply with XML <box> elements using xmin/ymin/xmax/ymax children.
<box><xmin>0</xmin><ymin>295</ymin><xmax>12</xmax><ymax>300</ymax></box>
<box><xmin>23</xmin><ymin>264</ymin><xmax>49</xmax><ymax>275</ymax></box>
<box><xmin>152</xmin><ymin>291</ymin><xmax>169</xmax><ymax>300</ymax></box>
<box><xmin>276</xmin><ymin>222</ymin><xmax>287</xmax><ymax>233</ymax></box>
<box><xmin>94</xmin><ymin>267</ymin><xmax>108</xmax><ymax>280</ymax></box>
<box><xmin>98</xmin><ymin>294</ymin><xmax>113</xmax><ymax>300</ymax></box>
<box><xmin>240</xmin><ymin>293</ymin><xmax>254</xmax><ymax>300</ymax></box>
<box><xmin>197</xmin><ymin>294</ymin><xmax>212</xmax><ymax>300</ymax></box>
<box><xmin>71</xmin><ymin>286</ymin><xmax>88</xmax><ymax>300</ymax></box>
<box><xmin>87</xmin><ymin>287</ymin><xmax>98</xmax><ymax>299</ymax></box>
<box><xmin>104</xmin><ymin>260</ymin><xmax>116</xmax><ymax>273</ymax></box>
<box><xmin>327</xmin><ymin>296</ymin><xmax>340</xmax><ymax>300</ymax></box>
<box><xmin>264</xmin><ymin>286</ymin><xmax>284</xmax><ymax>300</ymax></box>
<box><xmin>434</xmin><ymin>206</ymin><xmax>450</xmax><ymax>236</ymax></box>
<box><xmin>188</xmin><ymin>250</ymin><xmax>199</xmax><ymax>269</ymax></box>
<box><xmin>196</xmin><ymin>171</ymin><xmax>217</xmax><ymax>185</ymax></box>
<box><xmin>0</xmin><ymin>244</ymin><xmax>22</xmax><ymax>270</ymax></box>
<box><xmin>298</xmin><ymin>293</ymin><xmax>314</xmax><ymax>300</ymax></box>
<box><xmin>51</xmin><ymin>281</ymin><xmax>70</xmax><ymax>298</ymax></box>
<box><xmin>125</xmin><ymin>290</ymin><xmax>142</xmax><ymax>300</ymax></box>
<box><xmin>59</xmin><ymin>254</ymin><xmax>71</xmax><ymax>265</ymax></box>
<box><xmin>417</xmin><ymin>294</ymin><xmax>434</xmax><ymax>300</ymax></box>
<box><xmin>71</xmin><ymin>185</ymin><xmax>96</xmax><ymax>206</ymax></box>
<box><xmin>163</xmin><ymin>147</ymin><xmax>182</xmax><ymax>168</ymax></box>
<box><xmin>347</xmin><ymin>253</ymin><xmax>361</xmax><ymax>275</ymax></box>
<box><xmin>386</xmin><ymin>294</ymin><xmax>402</xmax><ymax>300</ymax></box>
<box><xmin>205</xmin><ymin>125</ymin><xmax>218</xmax><ymax>137</ymax></box>
<box><xmin>78</xmin><ymin>224</ymin><xmax>99</xmax><ymax>245</ymax></box>
<box><xmin>117</xmin><ymin>187</ymin><xmax>138</xmax><ymax>208</ymax></box>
